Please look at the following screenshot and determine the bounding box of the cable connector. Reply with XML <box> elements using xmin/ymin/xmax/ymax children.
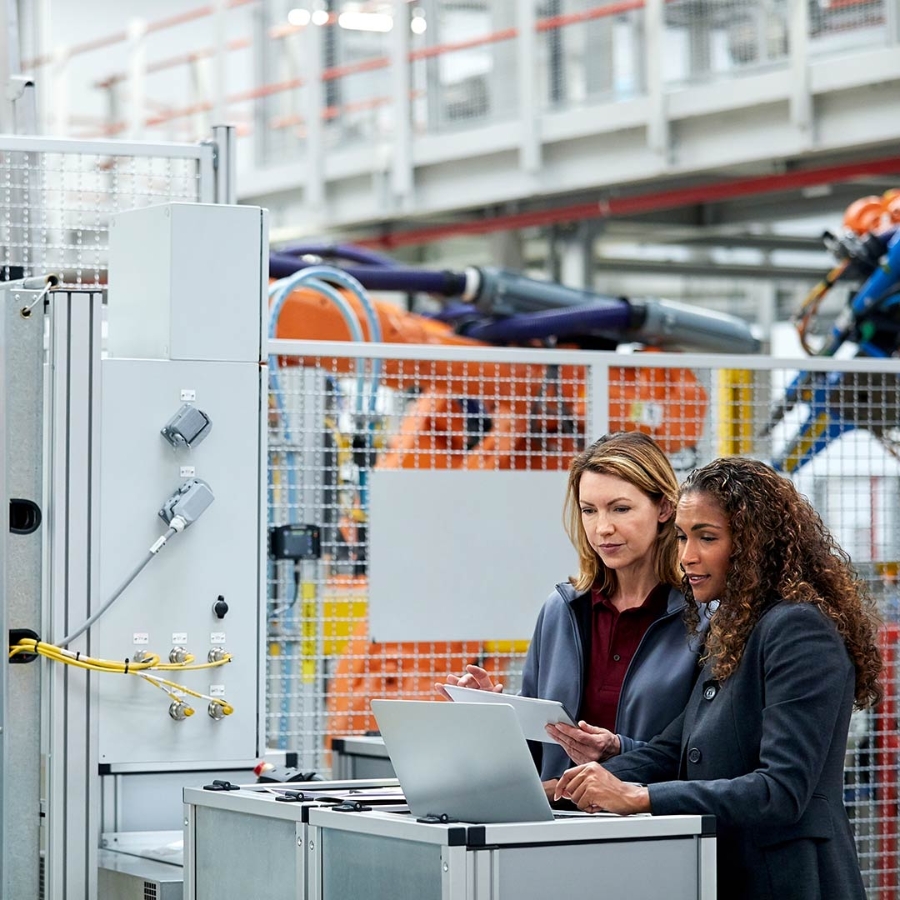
<box><xmin>158</xmin><ymin>478</ymin><xmax>215</xmax><ymax>529</ymax></box>
<box><xmin>160</xmin><ymin>404</ymin><xmax>212</xmax><ymax>449</ymax></box>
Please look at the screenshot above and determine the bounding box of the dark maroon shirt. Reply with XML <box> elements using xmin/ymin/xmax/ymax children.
<box><xmin>580</xmin><ymin>582</ymin><xmax>670</xmax><ymax>731</ymax></box>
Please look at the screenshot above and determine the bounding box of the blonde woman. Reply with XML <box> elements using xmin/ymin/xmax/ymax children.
<box><xmin>441</xmin><ymin>432</ymin><xmax>704</xmax><ymax>785</ymax></box>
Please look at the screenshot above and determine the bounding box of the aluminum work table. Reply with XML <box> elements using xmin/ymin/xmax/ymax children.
<box><xmin>183</xmin><ymin>783</ymin><xmax>715</xmax><ymax>900</ymax></box>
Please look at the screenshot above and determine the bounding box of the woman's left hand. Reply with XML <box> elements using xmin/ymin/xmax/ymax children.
<box><xmin>554</xmin><ymin>762</ymin><xmax>651</xmax><ymax>815</ymax></box>
<box><xmin>545</xmin><ymin>720</ymin><xmax>621</xmax><ymax>764</ymax></box>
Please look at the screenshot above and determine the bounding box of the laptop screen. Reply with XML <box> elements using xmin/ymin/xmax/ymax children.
<box><xmin>371</xmin><ymin>699</ymin><xmax>554</xmax><ymax>824</ymax></box>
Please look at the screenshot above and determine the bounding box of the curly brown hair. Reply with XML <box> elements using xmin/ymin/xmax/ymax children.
<box><xmin>564</xmin><ymin>432</ymin><xmax>681</xmax><ymax>594</ymax></box>
<box><xmin>680</xmin><ymin>456</ymin><xmax>882</xmax><ymax>708</ymax></box>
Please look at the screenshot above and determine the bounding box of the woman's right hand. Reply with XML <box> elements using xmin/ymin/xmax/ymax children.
<box><xmin>545</xmin><ymin>721</ymin><xmax>621</xmax><ymax>764</ymax></box>
<box><xmin>435</xmin><ymin>664</ymin><xmax>503</xmax><ymax>700</ymax></box>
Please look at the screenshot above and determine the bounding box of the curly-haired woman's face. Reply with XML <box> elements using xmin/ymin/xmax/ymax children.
<box><xmin>675</xmin><ymin>491</ymin><xmax>733</xmax><ymax>604</ymax></box>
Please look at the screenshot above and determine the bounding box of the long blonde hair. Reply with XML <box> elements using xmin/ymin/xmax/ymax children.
<box><xmin>564</xmin><ymin>432</ymin><xmax>681</xmax><ymax>594</ymax></box>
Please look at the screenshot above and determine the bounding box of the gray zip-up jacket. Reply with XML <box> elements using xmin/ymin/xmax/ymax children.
<box><xmin>520</xmin><ymin>581</ymin><xmax>704</xmax><ymax>781</ymax></box>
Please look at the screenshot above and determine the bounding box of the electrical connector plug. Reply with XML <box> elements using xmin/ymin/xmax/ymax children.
<box><xmin>208</xmin><ymin>701</ymin><xmax>234</xmax><ymax>720</ymax></box>
<box><xmin>158</xmin><ymin>478</ymin><xmax>215</xmax><ymax>531</ymax></box>
<box><xmin>160</xmin><ymin>404</ymin><xmax>212</xmax><ymax>449</ymax></box>
<box><xmin>169</xmin><ymin>700</ymin><xmax>194</xmax><ymax>721</ymax></box>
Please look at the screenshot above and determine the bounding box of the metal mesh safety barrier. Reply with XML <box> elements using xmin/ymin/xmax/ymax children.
<box><xmin>267</xmin><ymin>340</ymin><xmax>900</xmax><ymax>896</ymax></box>
<box><xmin>0</xmin><ymin>137</ymin><xmax>213</xmax><ymax>285</ymax></box>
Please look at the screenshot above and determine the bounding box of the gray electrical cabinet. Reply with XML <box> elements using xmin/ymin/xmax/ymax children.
<box><xmin>183</xmin><ymin>784</ymin><xmax>716</xmax><ymax>900</ymax></box>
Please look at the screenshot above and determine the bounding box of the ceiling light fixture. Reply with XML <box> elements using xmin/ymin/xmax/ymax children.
<box><xmin>337</xmin><ymin>11</ymin><xmax>393</xmax><ymax>32</ymax></box>
<box><xmin>287</xmin><ymin>8</ymin><xmax>311</xmax><ymax>26</ymax></box>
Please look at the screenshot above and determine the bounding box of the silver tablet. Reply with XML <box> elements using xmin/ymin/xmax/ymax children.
<box><xmin>442</xmin><ymin>685</ymin><xmax>576</xmax><ymax>742</ymax></box>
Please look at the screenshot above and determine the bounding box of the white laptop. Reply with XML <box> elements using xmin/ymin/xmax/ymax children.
<box><xmin>371</xmin><ymin>699</ymin><xmax>554</xmax><ymax>823</ymax></box>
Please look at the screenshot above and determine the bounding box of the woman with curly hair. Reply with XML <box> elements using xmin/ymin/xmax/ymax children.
<box><xmin>555</xmin><ymin>456</ymin><xmax>882</xmax><ymax>900</ymax></box>
<box><xmin>439</xmin><ymin>432</ymin><xmax>705</xmax><ymax>783</ymax></box>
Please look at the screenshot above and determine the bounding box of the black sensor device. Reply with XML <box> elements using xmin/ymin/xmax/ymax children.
<box><xmin>269</xmin><ymin>524</ymin><xmax>321</xmax><ymax>560</ymax></box>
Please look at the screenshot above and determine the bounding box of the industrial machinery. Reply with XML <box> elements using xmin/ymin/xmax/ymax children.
<box><xmin>268</xmin><ymin>246</ymin><xmax>758</xmax><ymax>459</ymax></box>
<box><xmin>4</xmin><ymin>202</ymin><xmax>269</xmax><ymax>900</ymax></box>
<box><xmin>765</xmin><ymin>190</ymin><xmax>900</xmax><ymax>472</ymax></box>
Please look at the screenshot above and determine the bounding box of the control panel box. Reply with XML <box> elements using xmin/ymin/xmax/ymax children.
<box><xmin>96</xmin><ymin>359</ymin><xmax>264</xmax><ymax>767</ymax></box>
<box><xmin>107</xmin><ymin>202</ymin><xmax>266</xmax><ymax>364</ymax></box>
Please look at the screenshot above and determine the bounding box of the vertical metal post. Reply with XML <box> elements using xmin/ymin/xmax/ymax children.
<box><xmin>306</xmin><ymin>823</ymin><xmax>322</xmax><ymax>899</ymax></box>
<box><xmin>0</xmin><ymin>0</ymin><xmax>22</xmax><ymax>132</ymax></box>
<box><xmin>517</xmin><ymin>0</ymin><xmax>541</xmax><ymax>176</ymax></box>
<box><xmin>212</xmin><ymin>0</ymin><xmax>228</xmax><ymax>128</ymax></box>
<box><xmin>3</xmin><ymin>286</ymin><xmax>44</xmax><ymax>899</ymax></box>
<box><xmin>644</xmin><ymin>0</ymin><xmax>668</xmax><ymax>159</ymax></box>
<box><xmin>698</xmin><ymin>833</ymin><xmax>717</xmax><ymax>898</ymax></box>
<box><xmin>789</xmin><ymin>0</ymin><xmax>812</xmax><ymax>148</ymax></box>
<box><xmin>46</xmin><ymin>291</ymin><xmax>103</xmax><ymax>900</ymax></box>
<box><xmin>211</xmin><ymin>123</ymin><xmax>237</xmax><ymax>205</ymax></box>
<box><xmin>886</xmin><ymin>0</ymin><xmax>900</xmax><ymax>47</ymax></box>
<box><xmin>183</xmin><ymin>803</ymin><xmax>196</xmax><ymax>900</ymax></box>
<box><xmin>127</xmin><ymin>19</ymin><xmax>147</xmax><ymax>139</ymax></box>
<box><xmin>389</xmin><ymin>0</ymin><xmax>413</xmax><ymax>209</ymax></box>
<box><xmin>421</xmin><ymin>0</ymin><xmax>442</xmax><ymax>131</ymax></box>
<box><xmin>303</xmin><ymin>20</ymin><xmax>326</xmax><ymax>215</ymax></box>
<box><xmin>716</xmin><ymin>369</ymin><xmax>756</xmax><ymax>456</ymax></box>
<box><xmin>0</xmin><ymin>284</ymin><xmax>8</xmax><ymax>900</ymax></box>
<box><xmin>589</xmin><ymin>358</ymin><xmax>610</xmax><ymax>445</ymax></box>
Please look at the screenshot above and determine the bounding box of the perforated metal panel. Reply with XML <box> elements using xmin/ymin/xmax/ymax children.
<box><xmin>0</xmin><ymin>137</ymin><xmax>213</xmax><ymax>286</ymax></box>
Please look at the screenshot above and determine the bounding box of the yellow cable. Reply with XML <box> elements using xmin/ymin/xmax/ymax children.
<box><xmin>9</xmin><ymin>640</ymin><xmax>159</xmax><ymax>672</ymax></box>
<box><xmin>154</xmin><ymin>655</ymin><xmax>232</xmax><ymax>671</ymax></box>
<box><xmin>7</xmin><ymin>641</ymin><xmax>234</xmax><ymax>714</ymax></box>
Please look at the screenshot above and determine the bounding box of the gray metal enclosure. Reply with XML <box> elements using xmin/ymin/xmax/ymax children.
<box><xmin>0</xmin><ymin>130</ymin><xmax>230</xmax><ymax>900</ymax></box>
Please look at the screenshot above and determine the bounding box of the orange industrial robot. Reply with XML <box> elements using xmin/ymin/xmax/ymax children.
<box><xmin>267</xmin><ymin>253</ymin><xmax>756</xmax><ymax>743</ymax></box>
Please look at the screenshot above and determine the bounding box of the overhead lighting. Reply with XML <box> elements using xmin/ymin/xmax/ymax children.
<box><xmin>311</xmin><ymin>8</ymin><xmax>330</xmax><ymax>25</ymax></box>
<box><xmin>337</xmin><ymin>11</ymin><xmax>393</xmax><ymax>32</ymax></box>
<box><xmin>287</xmin><ymin>8</ymin><xmax>311</xmax><ymax>26</ymax></box>
<box><xmin>411</xmin><ymin>9</ymin><xmax>427</xmax><ymax>34</ymax></box>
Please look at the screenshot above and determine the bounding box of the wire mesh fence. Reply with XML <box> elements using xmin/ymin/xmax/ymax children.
<box><xmin>538</xmin><ymin>0</ymin><xmax>646</xmax><ymax>108</ymax></box>
<box><xmin>809</xmin><ymin>0</ymin><xmax>890</xmax><ymax>52</ymax></box>
<box><xmin>661</xmin><ymin>0</ymin><xmax>790</xmax><ymax>85</ymax></box>
<box><xmin>267</xmin><ymin>341</ymin><xmax>900</xmax><ymax>896</ymax></box>
<box><xmin>0</xmin><ymin>138</ymin><xmax>210</xmax><ymax>286</ymax></box>
<box><xmin>410</xmin><ymin>2</ymin><xmax>518</xmax><ymax>135</ymax></box>
<box><xmin>324</xmin><ymin>20</ymin><xmax>394</xmax><ymax>149</ymax></box>
<box><xmin>20</xmin><ymin>1</ymin><xmax>900</xmax><ymax>167</ymax></box>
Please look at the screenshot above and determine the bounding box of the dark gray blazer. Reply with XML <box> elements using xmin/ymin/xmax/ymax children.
<box><xmin>603</xmin><ymin>601</ymin><xmax>865</xmax><ymax>900</ymax></box>
<box><xmin>521</xmin><ymin>582</ymin><xmax>703</xmax><ymax>780</ymax></box>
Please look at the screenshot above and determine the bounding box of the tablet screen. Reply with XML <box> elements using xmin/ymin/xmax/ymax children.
<box><xmin>442</xmin><ymin>685</ymin><xmax>576</xmax><ymax>743</ymax></box>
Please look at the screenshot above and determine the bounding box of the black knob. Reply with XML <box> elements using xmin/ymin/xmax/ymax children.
<box><xmin>213</xmin><ymin>595</ymin><xmax>229</xmax><ymax>619</ymax></box>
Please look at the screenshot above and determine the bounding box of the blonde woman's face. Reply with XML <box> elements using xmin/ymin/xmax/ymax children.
<box><xmin>578</xmin><ymin>471</ymin><xmax>671</xmax><ymax>576</ymax></box>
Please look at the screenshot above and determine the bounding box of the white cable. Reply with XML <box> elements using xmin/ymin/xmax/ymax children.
<box><xmin>59</xmin><ymin>527</ymin><xmax>178</xmax><ymax>647</ymax></box>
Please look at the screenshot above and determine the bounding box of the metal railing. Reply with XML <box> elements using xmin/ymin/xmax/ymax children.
<box><xmin>0</xmin><ymin>130</ymin><xmax>227</xmax><ymax>285</ymax></box>
<box><xmin>23</xmin><ymin>0</ymin><xmax>899</xmax><ymax>165</ymax></box>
